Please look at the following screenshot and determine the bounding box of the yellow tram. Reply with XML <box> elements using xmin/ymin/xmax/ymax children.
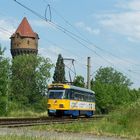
<box><xmin>47</xmin><ymin>84</ymin><xmax>95</xmax><ymax>118</ymax></box>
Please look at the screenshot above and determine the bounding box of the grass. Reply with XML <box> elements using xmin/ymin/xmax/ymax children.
<box><xmin>0</xmin><ymin>135</ymin><xmax>46</xmax><ymax>140</ymax></box>
<box><xmin>32</xmin><ymin>99</ymin><xmax>140</xmax><ymax>140</ymax></box>
<box><xmin>0</xmin><ymin>135</ymin><xmax>69</xmax><ymax>140</ymax></box>
<box><xmin>1</xmin><ymin>100</ymin><xmax>139</xmax><ymax>139</ymax></box>
<box><xmin>0</xmin><ymin>133</ymin><xmax>84</xmax><ymax>140</ymax></box>
<box><xmin>5</xmin><ymin>110</ymin><xmax>48</xmax><ymax>118</ymax></box>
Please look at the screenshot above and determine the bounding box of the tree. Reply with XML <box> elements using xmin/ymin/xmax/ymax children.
<box><xmin>0</xmin><ymin>46</ymin><xmax>10</xmax><ymax>115</ymax></box>
<box><xmin>91</xmin><ymin>67</ymin><xmax>133</xmax><ymax>114</ymax></box>
<box><xmin>11</xmin><ymin>54</ymin><xmax>53</xmax><ymax>111</ymax></box>
<box><xmin>53</xmin><ymin>54</ymin><xmax>65</xmax><ymax>83</ymax></box>
<box><xmin>73</xmin><ymin>75</ymin><xmax>85</xmax><ymax>87</ymax></box>
<box><xmin>95</xmin><ymin>67</ymin><xmax>132</xmax><ymax>87</ymax></box>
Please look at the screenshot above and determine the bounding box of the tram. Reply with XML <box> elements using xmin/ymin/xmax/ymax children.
<box><xmin>47</xmin><ymin>83</ymin><xmax>95</xmax><ymax>118</ymax></box>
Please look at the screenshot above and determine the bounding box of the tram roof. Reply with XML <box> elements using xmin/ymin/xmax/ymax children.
<box><xmin>48</xmin><ymin>83</ymin><xmax>95</xmax><ymax>94</ymax></box>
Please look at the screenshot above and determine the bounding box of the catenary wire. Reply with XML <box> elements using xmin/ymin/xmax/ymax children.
<box><xmin>11</xmin><ymin>0</ymin><xmax>140</xmax><ymax>79</ymax></box>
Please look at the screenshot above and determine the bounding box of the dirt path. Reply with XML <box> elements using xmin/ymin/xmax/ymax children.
<box><xmin>0</xmin><ymin>128</ymin><xmax>128</xmax><ymax>140</ymax></box>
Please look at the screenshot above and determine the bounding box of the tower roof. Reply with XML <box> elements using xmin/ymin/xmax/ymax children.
<box><xmin>11</xmin><ymin>17</ymin><xmax>38</xmax><ymax>38</ymax></box>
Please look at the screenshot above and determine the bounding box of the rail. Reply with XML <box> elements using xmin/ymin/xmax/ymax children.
<box><xmin>0</xmin><ymin>115</ymin><xmax>105</xmax><ymax>128</ymax></box>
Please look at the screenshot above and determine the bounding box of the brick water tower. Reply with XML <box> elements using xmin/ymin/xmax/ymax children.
<box><xmin>10</xmin><ymin>17</ymin><xmax>39</xmax><ymax>57</ymax></box>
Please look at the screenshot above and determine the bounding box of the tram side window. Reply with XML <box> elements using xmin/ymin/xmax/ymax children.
<box><xmin>78</xmin><ymin>91</ymin><xmax>88</xmax><ymax>102</ymax></box>
<box><xmin>84</xmin><ymin>92</ymin><xmax>95</xmax><ymax>102</ymax></box>
<box><xmin>75</xmin><ymin>90</ymin><xmax>86</xmax><ymax>101</ymax></box>
<box><xmin>69</xmin><ymin>90</ymin><xmax>75</xmax><ymax>100</ymax></box>
<box><xmin>74</xmin><ymin>90</ymin><xmax>81</xmax><ymax>100</ymax></box>
<box><xmin>69</xmin><ymin>90</ymin><xmax>80</xmax><ymax>100</ymax></box>
<box><xmin>80</xmin><ymin>94</ymin><xmax>86</xmax><ymax>101</ymax></box>
<box><xmin>76</xmin><ymin>90</ymin><xmax>83</xmax><ymax>101</ymax></box>
<box><xmin>88</xmin><ymin>94</ymin><xmax>95</xmax><ymax>102</ymax></box>
<box><xmin>74</xmin><ymin>93</ymin><xmax>79</xmax><ymax>100</ymax></box>
<box><xmin>92</xmin><ymin>94</ymin><xmax>95</xmax><ymax>102</ymax></box>
<box><xmin>64</xmin><ymin>89</ymin><xmax>70</xmax><ymax>99</ymax></box>
<box><xmin>69</xmin><ymin>89</ymin><xmax>95</xmax><ymax>102</ymax></box>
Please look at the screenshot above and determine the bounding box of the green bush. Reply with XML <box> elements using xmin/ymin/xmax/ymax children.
<box><xmin>0</xmin><ymin>96</ymin><xmax>7</xmax><ymax>116</ymax></box>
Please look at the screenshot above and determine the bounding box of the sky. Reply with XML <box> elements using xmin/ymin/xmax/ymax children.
<box><xmin>0</xmin><ymin>0</ymin><xmax>140</xmax><ymax>88</ymax></box>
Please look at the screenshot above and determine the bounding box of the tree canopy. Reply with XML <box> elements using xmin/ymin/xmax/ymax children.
<box><xmin>0</xmin><ymin>46</ymin><xmax>10</xmax><ymax>115</ymax></box>
<box><xmin>95</xmin><ymin>67</ymin><xmax>132</xmax><ymax>87</ymax></box>
<box><xmin>0</xmin><ymin>43</ymin><xmax>140</xmax><ymax>116</ymax></box>
<box><xmin>73</xmin><ymin>75</ymin><xmax>85</xmax><ymax>87</ymax></box>
<box><xmin>11</xmin><ymin>54</ymin><xmax>53</xmax><ymax>111</ymax></box>
<box><xmin>53</xmin><ymin>54</ymin><xmax>65</xmax><ymax>83</ymax></box>
<box><xmin>91</xmin><ymin>67</ymin><xmax>135</xmax><ymax>114</ymax></box>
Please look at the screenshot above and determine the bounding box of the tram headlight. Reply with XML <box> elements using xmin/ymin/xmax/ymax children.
<box><xmin>59</xmin><ymin>104</ymin><xmax>64</xmax><ymax>108</ymax></box>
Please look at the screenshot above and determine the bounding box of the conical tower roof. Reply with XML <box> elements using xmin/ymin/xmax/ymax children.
<box><xmin>11</xmin><ymin>17</ymin><xmax>38</xmax><ymax>38</ymax></box>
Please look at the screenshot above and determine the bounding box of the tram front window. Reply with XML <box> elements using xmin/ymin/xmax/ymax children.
<box><xmin>48</xmin><ymin>90</ymin><xmax>65</xmax><ymax>99</ymax></box>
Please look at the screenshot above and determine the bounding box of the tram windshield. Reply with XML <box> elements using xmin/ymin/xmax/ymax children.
<box><xmin>48</xmin><ymin>90</ymin><xmax>65</xmax><ymax>99</ymax></box>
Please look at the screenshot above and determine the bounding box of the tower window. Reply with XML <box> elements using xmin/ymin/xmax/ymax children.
<box><xmin>17</xmin><ymin>33</ymin><xmax>20</xmax><ymax>38</ymax></box>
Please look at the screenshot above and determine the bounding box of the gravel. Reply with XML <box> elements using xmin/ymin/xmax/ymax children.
<box><xmin>0</xmin><ymin>128</ymin><xmax>128</xmax><ymax>140</ymax></box>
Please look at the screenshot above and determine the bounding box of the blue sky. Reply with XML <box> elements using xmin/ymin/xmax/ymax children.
<box><xmin>0</xmin><ymin>0</ymin><xmax>140</xmax><ymax>88</ymax></box>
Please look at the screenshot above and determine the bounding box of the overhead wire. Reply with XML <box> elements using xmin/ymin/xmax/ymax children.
<box><xmin>11</xmin><ymin>1</ymin><xmax>112</xmax><ymax>65</ymax></box>
<box><xmin>22</xmin><ymin>0</ymin><xmax>89</xmax><ymax>72</ymax></box>
<box><xmin>41</xmin><ymin>9</ymin><xmax>140</xmax><ymax>77</ymax></box>
<box><xmin>46</xmin><ymin>43</ymin><xmax>77</xmax><ymax>81</ymax></box>
<box><xmin>1</xmin><ymin>24</ymin><xmax>137</xmax><ymax>81</ymax></box>
<box><xmin>42</xmin><ymin>37</ymin><xmax>87</xmax><ymax>72</ymax></box>
<box><xmin>41</xmin><ymin>21</ymin><xmax>137</xmax><ymax>78</ymax></box>
<box><xmin>45</xmin><ymin>38</ymin><xmax>87</xmax><ymax>69</ymax></box>
<box><xmin>0</xmin><ymin>27</ymin><xmax>12</xmax><ymax>35</ymax></box>
<box><xmin>39</xmin><ymin>42</ymin><xmax>76</xmax><ymax>81</ymax></box>
<box><xmin>12</xmin><ymin>0</ymin><xmax>140</xmax><ymax>80</ymax></box>
<box><xmin>46</xmin><ymin>25</ymin><xmax>119</xmax><ymax>72</ymax></box>
<box><xmin>51</xmin><ymin>6</ymin><xmax>140</xmax><ymax>67</ymax></box>
<box><xmin>49</xmin><ymin>21</ymin><xmax>115</xmax><ymax>67</ymax></box>
<box><xmin>44</xmin><ymin>38</ymin><xmax>86</xmax><ymax>60</ymax></box>
<box><xmin>0</xmin><ymin>22</ymin><xmax>88</xmax><ymax>74</ymax></box>
<box><xmin>0</xmin><ymin>21</ymin><xmax>138</xmax><ymax>82</ymax></box>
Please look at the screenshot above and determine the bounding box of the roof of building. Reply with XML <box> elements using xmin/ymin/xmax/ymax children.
<box><xmin>11</xmin><ymin>17</ymin><xmax>39</xmax><ymax>38</ymax></box>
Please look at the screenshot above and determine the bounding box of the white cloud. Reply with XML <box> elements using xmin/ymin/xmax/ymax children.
<box><xmin>127</xmin><ymin>37</ymin><xmax>138</xmax><ymax>43</ymax></box>
<box><xmin>116</xmin><ymin>0</ymin><xmax>140</xmax><ymax>11</ymax></box>
<box><xmin>0</xmin><ymin>19</ymin><xmax>15</xmax><ymax>41</ymax></box>
<box><xmin>38</xmin><ymin>45</ymin><xmax>76</xmax><ymax>62</ymax></box>
<box><xmin>97</xmin><ymin>0</ymin><xmax>140</xmax><ymax>42</ymax></box>
<box><xmin>31</xmin><ymin>19</ymin><xmax>58</xmax><ymax>32</ymax></box>
<box><xmin>31</xmin><ymin>19</ymin><xmax>52</xmax><ymax>28</ymax></box>
<box><xmin>39</xmin><ymin>46</ymin><xmax>61</xmax><ymax>61</ymax></box>
<box><xmin>0</xmin><ymin>18</ymin><xmax>55</xmax><ymax>42</ymax></box>
<box><xmin>75</xmin><ymin>22</ymin><xmax>100</xmax><ymax>35</ymax></box>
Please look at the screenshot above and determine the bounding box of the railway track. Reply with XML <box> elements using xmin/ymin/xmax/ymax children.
<box><xmin>0</xmin><ymin>115</ymin><xmax>105</xmax><ymax>128</ymax></box>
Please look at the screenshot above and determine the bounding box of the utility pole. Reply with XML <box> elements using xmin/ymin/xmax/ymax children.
<box><xmin>87</xmin><ymin>57</ymin><xmax>91</xmax><ymax>89</ymax></box>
